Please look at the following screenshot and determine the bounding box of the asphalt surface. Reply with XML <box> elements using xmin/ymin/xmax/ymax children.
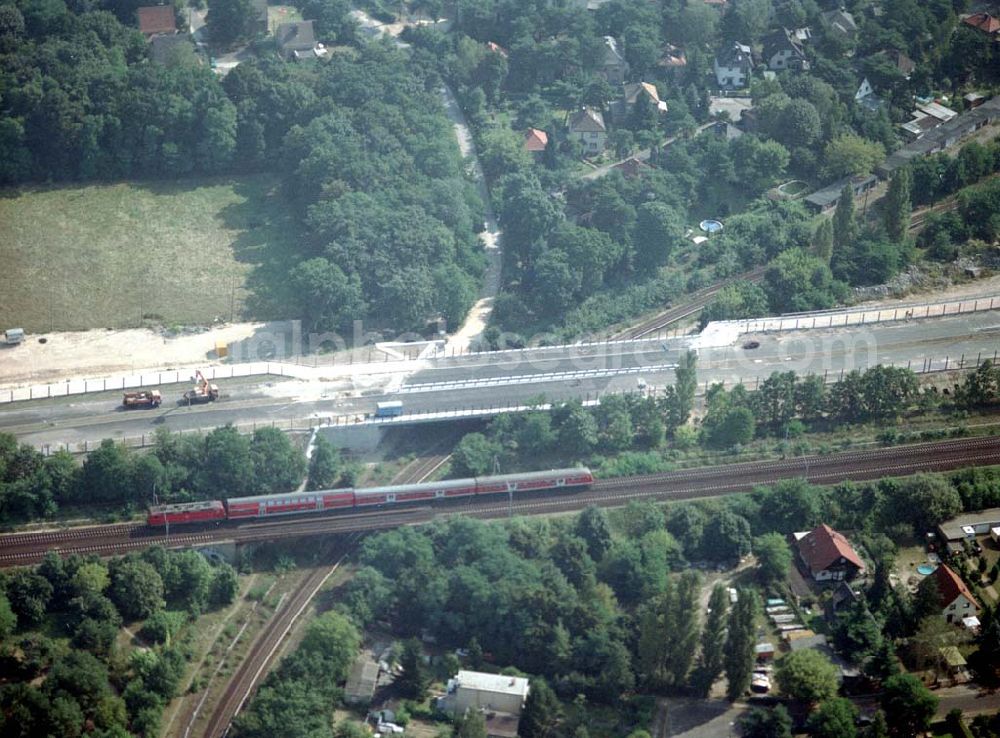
<box><xmin>3</xmin><ymin>312</ymin><xmax>1000</xmax><ymax>448</ymax></box>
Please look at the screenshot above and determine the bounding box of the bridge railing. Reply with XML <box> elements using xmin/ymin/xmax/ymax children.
<box><xmin>32</xmin><ymin>352</ymin><xmax>996</xmax><ymax>455</ymax></box>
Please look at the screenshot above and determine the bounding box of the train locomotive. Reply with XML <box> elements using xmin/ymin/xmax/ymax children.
<box><xmin>146</xmin><ymin>467</ymin><xmax>594</xmax><ymax>527</ymax></box>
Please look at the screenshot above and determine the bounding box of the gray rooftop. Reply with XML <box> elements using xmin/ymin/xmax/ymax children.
<box><xmin>938</xmin><ymin>507</ymin><xmax>1000</xmax><ymax>541</ymax></box>
<box><xmin>804</xmin><ymin>174</ymin><xmax>876</xmax><ymax>210</ymax></box>
<box><xmin>880</xmin><ymin>95</ymin><xmax>1000</xmax><ymax>176</ymax></box>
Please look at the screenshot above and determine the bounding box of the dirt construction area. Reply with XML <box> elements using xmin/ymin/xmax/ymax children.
<box><xmin>0</xmin><ymin>321</ymin><xmax>291</xmax><ymax>388</ymax></box>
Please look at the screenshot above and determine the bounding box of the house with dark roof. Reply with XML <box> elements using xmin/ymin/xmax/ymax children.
<box><xmin>884</xmin><ymin>49</ymin><xmax>915</xmax><ymax>79</ymax></box>
<box><xmin>137</xmin><ymin>6</ymin><xmax>176</xmax><ymax>38</ymax></box>
<box><xmin>600</xmin><ymin>36</ymin><xmax>630</xmax><ymax>85</ymax></box>
<box><xmin>275</xmin><ymin>20</ymin><xmax>321</xmax><ymax>60</ymax></box>
<box><xmin>795</xmin><ymin>524</ymin><xmax>865</xmax><ymax>582</ymax></box>
<box><xmin>962</xmin><ymin>13</ymin><xmax>1000</xmax><ymax>37</ymax></box>
<box><xmin>523</xmin><ymin>128</ymin><xmax>548</xmax><ymax>154</ymax></box>
<box><xmin>713</xmin><ymin>42</ymin><xmax>753</xmax><ymax>89</ymax></box>
<box><xmin>932</xmin><ymin>564</ymin><xmax>980</xmax><ymax>624</ymax></box>
<box><xmin>612</xmin><ymin>157</ymin><xmax>653</xmax><ymax>178</ymax></box>
<box><xmin>821</xmin><ymin>8</ymin><xmax>858</xmax><ymax>42</ymax></box>
<box><xmin>568</xmin><ymin>107</ymin><xmax>607</xmax><ymax>156</ymax></box>
<box><xmin>762</xmin><ymin>28</ymin><xmax>809</xmax><ymax>71</ymax></box>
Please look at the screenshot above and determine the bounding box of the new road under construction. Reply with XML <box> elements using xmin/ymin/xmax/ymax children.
<box><xmin>4</xmin><ymin>294</ymin><xmax>1000</xmax><ymax>453</ymax></box>
<box><xmin>4</xmin><ymin>434</ymin><xmax>1000</xmax><ymax>567</ymax></box>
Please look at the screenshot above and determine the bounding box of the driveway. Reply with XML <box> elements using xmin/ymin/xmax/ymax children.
<box><xmin>664</xmin><ymin>698</ymin><xmax>745</xmax><ymax>738</ymax></box>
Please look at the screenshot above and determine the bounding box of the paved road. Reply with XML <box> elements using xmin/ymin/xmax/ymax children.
<box><xmin>3</xmin><ymin>311</ymin><xmax>999</xmax><ymax>448</ymax></box>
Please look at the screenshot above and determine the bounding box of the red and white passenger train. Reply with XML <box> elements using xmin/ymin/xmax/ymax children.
<box><xmin>146</xmin><ymin>467</ymin><xmax>594</xmax><ymax>527</ymax></box>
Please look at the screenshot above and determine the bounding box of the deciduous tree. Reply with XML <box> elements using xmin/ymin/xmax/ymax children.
<box><xmin>881</xmin><ymin>674</ymin><xmax>937</xmax><ymax>738</ymax></box>
<box><xmin>807</xmin><ymin>698</ymin><xmax>858</xmax><ymax>738</ymax></box>
<box><xmin>754</xmin><ymin>533</ymin><xmax>792</xmax><ymax>585</ymax></box>
<box><xmin>775</xmin><ymin>649</ymin><xmax>839</xmax><ymax>704</ymax></box>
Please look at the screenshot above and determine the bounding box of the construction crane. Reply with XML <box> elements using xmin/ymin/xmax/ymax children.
<box><xmin>183</xmin><ymin>370</ymin><xmax>220</xmax><ymax>404</ymax></box>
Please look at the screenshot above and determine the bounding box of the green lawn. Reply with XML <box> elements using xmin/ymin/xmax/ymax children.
<box><xmin>0</xmin><ymin>174</ymin><xmax>302</xmax><ymax>331</ymax></box>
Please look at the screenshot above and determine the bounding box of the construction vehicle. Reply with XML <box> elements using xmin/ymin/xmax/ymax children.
<box><xmin>183</xmin><ymin>370</ymin><xmax>220</xmax><ymax>404</ymax></box>
<box><xmin>123</xmin><ymin>390</ymin><xmax>162</xmax><ymax>409</ymax></box>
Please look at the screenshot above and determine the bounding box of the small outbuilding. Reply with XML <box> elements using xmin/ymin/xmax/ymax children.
<box><xmin>755</xmin><ymin>642</ymin><xmax>775</xmax><ymax>661</ymax></box>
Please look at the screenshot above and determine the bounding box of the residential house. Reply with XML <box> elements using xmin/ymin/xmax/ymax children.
<box><xmin>612</xmin><ymin>156</ymin><xmax>653</xmax><ymax>178</ymax></box>
<box><xmin>601</xmin><ymin>36</ymin><xmax>630</xmax><ymax>85</ymax></box>
<box><xmin>275</xmin><ymin>20</ymin><xmax>324</xmax><ymax>60</ymax></box>
<box><xmin>794</xmin><ymin>523</ymin><xmax>865</xmax><ymax>581</ymax></box>
<box><xmin>962</xmin><ymin>13</ymin><xmax>1000</xmax><ymax>38</ymax></box>
<box><xmin>762</xmin><ymin>27</ymin><xmax>809</xmax><ymax>71</ymax></box>
<box><xmin>568</xmin><ymin>107</ymin><xmax>607</xmax><ymax>156</ymax></box>
<box><xmin>932</xmin><ymin>564</ymin><xmax>980</xmax><ymax>624</ymax></box>
<box><xmin>252</xmin><ymin>0</ymin><xmax>269</xmax><ymax>35</ymax></box>
<box><xmin>713</xmin><ymin>42</ymin><xmax>753</xmax><ymax>89</ymax></box>
<box><xmin>882</xmin><ymin>49</ymin><xmax>915</xmax><ymax>79</ymax></box>
<box><xmin>879</xmin><ymin>96</ymin><xmax>1000</xmax><ymax>177</ymax></box>
<box><xmin>137</xmin><ymin>5</ymin><xmax>176</xmax><ymax>38</ymax></box>
<box><xmin>854</xmin><ymin>77</ymin><xmax>883</xmax><ymax>112</ymax></box>
<box><xmin>821</xmin><ymin>8</ymin><xmax>858</xmax><ymax>43</ymax></box>
<box><xmin>611</xmin><ymin>81</ymin><xmax>668</xmax><ymax>122</ymax></box>
<box><xmin>790</xmin><ymin>27</ymin><xmax>812</xmax><ymax>43</ymax></box>
<box><xmin>439</xmin><ymin>671</ymin><xmax>529</xmax><ymax>738</ymax></box>
<box><xmin>522</xmin><ymin>128</ymin><xmax>548</xmax><ymax>155</ymax></box>
<box><xmin>659</xmin><ymin>44</ymin><xmax>687</xmax><ymax>70</ymax></box>
<box><xmin>703</xmin><ymin>119</ymin><xmax>743</xmax><ymax>142</ymax></box>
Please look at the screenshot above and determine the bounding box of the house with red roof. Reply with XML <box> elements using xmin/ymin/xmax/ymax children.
<box><xmin>932</xmin><ymin>564</ymin><xmax>980</xmax><ymax>624</ymax></box>
<box><xmin>137</xmin><ymin>6</ymin><xmax>176</xmax><ymax>38</ymax></box>
<box><xmin>962</xmin><ymin>13</ymin><xmax>1000</xmax><ymax>37</ymax></box>
<box><xmin>523</xmin><ymin>128</ymin><xmax>548</xmax><ymax>154</ymax></box>
<box><xmin>795</xmin><ymin>524</ymin><xmax>865</xmax><ymax>582</ymax></box>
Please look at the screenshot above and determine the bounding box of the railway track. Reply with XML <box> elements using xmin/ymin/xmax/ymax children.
<box><xmin>393</xmin><ymin>453</ymin><xmax>451</xmax><ymax>484</ymax></box>
<box><xmin>202</xmin><ymin>537</ymin><xmax>358</xmax><ymax>738</ymax></box>
<box><xmin>5</xmin><ymin>435</ymin><xmax>1000</xmax><ymax>567</ymax></box>
<box><xmin>908</xmin><ymin>195</ymin><xmax>963</xmax><ymax>232</ymax></box>
<box><xmin>610</xmin><ymin>266</ymin><xmax>767</xmax><ymax>340</ymax></box>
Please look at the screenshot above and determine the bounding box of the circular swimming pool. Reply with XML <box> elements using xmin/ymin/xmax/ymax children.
<box><xmin>699</xmin><ymin>219</ymin><xmax>724</xmax><ymax>234</ymax></box>
<box><xmin>917</xmin><ymin>564</ymin><xmax>936</xmax><ymax>575</ymax></box>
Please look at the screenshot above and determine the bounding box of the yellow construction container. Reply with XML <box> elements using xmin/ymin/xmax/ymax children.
<box><xmin>215</xmin><ymin>341</ymin><xmax>228</xmax><ymax>358</ymax></box>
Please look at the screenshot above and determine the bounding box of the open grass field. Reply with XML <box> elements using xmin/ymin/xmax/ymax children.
<box><xmin>0</xmin><ymin>174</ymin><xmax>301</xmax><ymax>332</ymax></box>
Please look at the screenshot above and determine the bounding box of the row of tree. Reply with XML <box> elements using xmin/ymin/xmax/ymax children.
<box><xmin>0</xmin><ymin>424</ymin><xmax>309</xmax><ymax>524</ymax></box>
<box><xmin>0</xmin><ymin>546</ymin><xmax>238</xmax><ymax>738</ymax></box>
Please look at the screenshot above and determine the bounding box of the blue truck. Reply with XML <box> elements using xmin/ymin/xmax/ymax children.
<box><xmin>375</xmin><ymin>400</ymin><xmax>404</xmax><ymax>418</ymax></box>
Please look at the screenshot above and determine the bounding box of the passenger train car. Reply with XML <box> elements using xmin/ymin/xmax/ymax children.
<box><xmin>146</xmin><ymin>468</ymin><xmax>594</xmax><ymax>527</ymax></box>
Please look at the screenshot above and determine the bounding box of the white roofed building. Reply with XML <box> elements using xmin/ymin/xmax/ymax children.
<box><xmin>440</xmin><ymin>671</ymin><xmax>530</xmax><ymax>717</ymax></box>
